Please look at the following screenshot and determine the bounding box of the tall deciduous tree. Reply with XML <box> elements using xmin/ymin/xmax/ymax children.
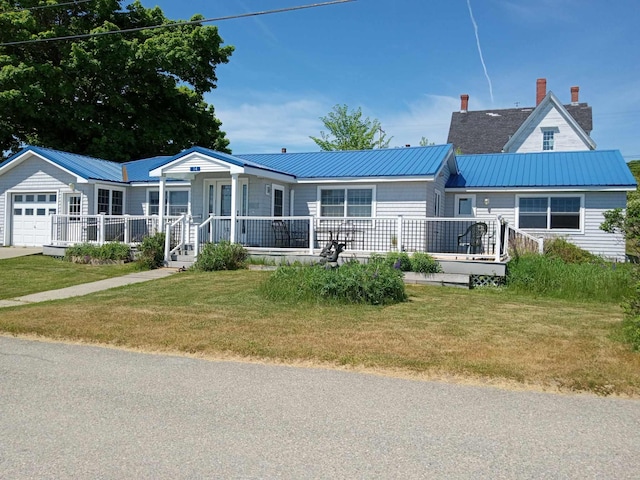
<box><xmin>0</xmin><ymin>0</ymin><xmax>233</xmax><ymax>161</ymax></box>
<box><xmin>310</xmin><ymin>104</ymin><xmax>391</xmax><ymax>151</ymax></box>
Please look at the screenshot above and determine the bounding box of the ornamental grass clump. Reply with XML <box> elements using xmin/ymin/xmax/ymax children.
<box><xmin>64</xmin><ymin>242</ymin><xmax>131</xmax><ymax>263</ymax></box>
<box><xmin>261</xmin><ymin>260</ymin><xmax>407</xmax><ymax>305</ymax></box>
<box><xmin>193</xmin><ymin>241</ymin><xmax>248</xmax><ymax>271</ymax></box>
<box><xmin>506</xmin><ymin>253</ymin><xmax>634</xmax><ymax>303</ymax></box>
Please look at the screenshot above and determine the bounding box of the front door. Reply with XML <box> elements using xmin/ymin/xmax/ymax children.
<box><xmin>204</xmin><ymin>179</ymin><xmax>248</xmax><ymax>242</ymax></box>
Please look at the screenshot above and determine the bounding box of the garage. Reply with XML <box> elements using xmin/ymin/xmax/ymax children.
<box><xmin>11</xmin><ymin>193</ymin><xmax>57</xmax><ymax>246</ymax></box>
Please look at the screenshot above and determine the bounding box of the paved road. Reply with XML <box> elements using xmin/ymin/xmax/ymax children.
<box><xmin>1</xmin><ymin>337</ymin><xmax>639</xmax><ymax>479</ymax></box>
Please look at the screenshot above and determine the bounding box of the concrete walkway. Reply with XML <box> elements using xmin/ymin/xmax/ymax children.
<box><xmin>0</xmin><ymin>269</ymin><xmax>176</xmax><ymax>308</ymax></box>
<box><xmin>0</xmin><ymin>247</ymin><xmax>43</xmax><ymax>259</ymax></box>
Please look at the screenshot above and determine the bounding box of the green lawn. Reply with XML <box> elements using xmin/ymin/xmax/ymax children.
<box><xmin>0</xmin><ymin>255</ymin><xmax>140</xmax><ymax>300</ymax></box>
<box><xmin>1</xmin><ymin>261</ymin><xmax>638</xmax><ymax>397</ymax></box>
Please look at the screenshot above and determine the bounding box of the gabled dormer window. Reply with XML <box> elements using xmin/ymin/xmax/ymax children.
<box><xmin>542</xmin><ymin>129</ymin><xmax>555</xmax><ymax>151</ymax></box>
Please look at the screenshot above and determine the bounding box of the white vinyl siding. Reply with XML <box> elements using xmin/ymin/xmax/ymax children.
<box><xmin>0</xmin><ymin>155</ymin><xmax>77</xmax><ymax>245</ymax></box>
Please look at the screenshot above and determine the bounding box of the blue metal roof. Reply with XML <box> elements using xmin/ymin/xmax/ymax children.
<box><xmin>447</xmin><ymin>150</ymin><xmax>637</xmax><ymax>189</ymax></box>
<box><xmin>4</xmin><ymin>146</ymin><xmax>125</xmax><ymax>182</ymax></box>
<box><xmin>236</xmin><ymin>144</ymin><xmax>453</xmax><ymax>179</ymax></box>
<box><xmin>124</xmin><ymin>156</ymin><xmax>172</xmax><ymax>182</ymax></box>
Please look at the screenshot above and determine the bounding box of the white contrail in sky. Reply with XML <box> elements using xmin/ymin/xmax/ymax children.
<box><xmin>466</xmin><ymin>0</ymin><xmax>494</xmax><ymax>102</ymax></box>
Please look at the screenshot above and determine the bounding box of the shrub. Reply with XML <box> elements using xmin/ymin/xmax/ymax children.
<box><xmin>194</xmin><ymin>241</ymin><xmax>248</xmax><ymax>271</ymax></box>
<box><xmin>136</xmin><ymin>233</ymin><xmax>166</xmax><ymax>270</ymax></box>
<box><xmin>369</xmin><ymin>251</ymin><xmax>441</xmax><ymax>274</ymax></box>
<box><xmin>64</xmin><ymin>243</ymin><xmax>99</xmax><ymax>262</ymax></box>
<box><xmin>544</xmin><ymin>238</ymin><xmax>599</xmax><ymax>264</ymax></box>
<box><xmin>95</xmin><ymin>242</ymin><xmax>131</xmax><ymax>261</ymax></box>
<box><xmin>64</xmin><ymin>242</ymin><xmax>131</xmax><ymax>263</ymax></box>
<box><xmin>369</xmin><ymin>251</ymin><xmax>411</xmax><ymax>271</ymax></box>
<box><xmin>620</xmin><ymin>272</ymin><xmax>640</xmax><ymax>351</ymax></box>
<box><xmin>410</xmin><ymin>252</ymin><xmax>442</xmax><ymax>274</ymax></box>
<box><xmin>261</xmin><ymin>261</ymin><xmax>407</xmax><ymax>305</ymax></box>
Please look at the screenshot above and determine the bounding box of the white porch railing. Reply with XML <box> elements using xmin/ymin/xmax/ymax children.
<box><xmin>50</xmin><ymin>214</ymin><xmax>544</xmax><ymax>263</ymax></box>
<box><xmin>49</xmin><ymin>214</ymin><xmax>180</xmax><ymax>246</ymax></box>
<box><xmin>503</xmin><ymin>222</ymin><xmax>544</xmax><ymax>256</ymax></box>
<box><xmin>189</xmin><ymin>215</ymin><xmax>508</xmax><ymax>262</ymax></box>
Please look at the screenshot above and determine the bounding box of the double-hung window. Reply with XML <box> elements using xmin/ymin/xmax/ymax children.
<box><xmin>319</xmin><ymin>187</ymin><xmax>373</xmax><ymax>218</ymax></box>
<box><xmin>272</xmin><ymin>185</ymin><xmax>284</xmax><ymax>217</ymax></box>
<box><xmin>97</xmin><ymin>188</ymin><xmax>124</xmax><ymax>215</ymax></box>
<box><xmin>149</xmin><ymin>190</ymin><xmax>189</xmax><ymax>216</ymax></box>
<box><xmin>542</xmin><ymin>129</ymin><xmax>555</xmax><ymax>151</ymax></box>
<box><xmin>518</xmin><ymin>195</ymin><xmax>582</xmax><ymax>230</ymax></box>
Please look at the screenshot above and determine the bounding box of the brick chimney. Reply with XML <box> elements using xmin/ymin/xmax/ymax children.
<box><xmin>460</xmin><ymin>94</ymin><xmax>469</xmax><ymax>113</ymax></box>
<box><xmin>571</xmin><ymin>86</ymin><xmax>579</xmax><ymax>104</ymax></box>
<box><xmin>536</xmin><ymin>78</ymin><xmax>547</xmax><ymax>105</ymax></box>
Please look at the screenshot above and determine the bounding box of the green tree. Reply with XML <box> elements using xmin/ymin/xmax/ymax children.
<box><xmin>600</xmin><ymin>160</ymin><xmax>640</xmax><ymax>255</ymax></box>
<box><xmin>0</xmin><ymin>0</ymin><xmax>233</xmax><ymax>161</ymax></box>
<box><xmin>310</xmin><ymin>104</ymin><xmax>391</xmax><ymax>151</ymax></box>
<box><xmin>419</xmin><ymin>136</ymin><xmax>435</xmax><ymax>146</ymax></box>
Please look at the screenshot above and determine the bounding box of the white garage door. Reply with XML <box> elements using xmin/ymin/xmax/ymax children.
<box><xmin>12</xmin><ymin>193</ymin><xmax>57</xmax><ymax>246</ymax></box>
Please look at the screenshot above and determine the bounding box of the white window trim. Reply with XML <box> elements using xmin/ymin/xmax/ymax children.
<box><xmin>434</xmin><ymin>189</ymin><xmax>442</xmax><ymax>217</ymax></box>
<box><xmin>454</xmin><ymin>194</ymin><xmax>476</xmax><ymax>218</ymax></box>
<box><xmin>146</xmin><ymin>187</ymin><xmax>191</xmax><ymax>217</ymax></box>
<box><xmin>541</xmin><ymin>127</ymin><xmax>557</xmax><ymax>151</ymax></box>
<box><xmin>316</xmin><ymin>185</ymin><xmax>377</xmax><ymax>218</ymax></box>
<box><xmin>515</xmin><ymin>193</ymin><xmax>585</xmax><ymax>233</ymax></box>
<box><xmin>94</xmin><ymin>184</ymin><xmax>126</xmax><ymax>215</ymax></box>
<box><xmin>271</xmin><ymin>184</ymin><xmax>285</xmax><ymax>217</ymax></box>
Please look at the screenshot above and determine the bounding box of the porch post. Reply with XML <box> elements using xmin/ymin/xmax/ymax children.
<box><xmin>494</xmin><ymin>216</ymin><xmax>501</xmax><ymax>262</ymax></box>
<box><xmin>230</xmin><ymin>173</ymin><xmax>238</xmax><ymax>243</ymax></box>
<box><xmin>158</xmin><ymin>176</ymin><xmax>166</xmax><ymax>229</ymax></box>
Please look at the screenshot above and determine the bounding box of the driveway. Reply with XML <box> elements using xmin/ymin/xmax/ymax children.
<box><xmin>0</xmin><ymin>246</ymin><xmax>42</xmax><ymax>259</ymax></box>
<box><xmin>1</xmin><ymin>336</ymin><xmax>639</xmax><ymax>479</ymax></box>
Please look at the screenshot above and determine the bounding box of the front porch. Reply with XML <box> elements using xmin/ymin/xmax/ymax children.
<box><xmin>48</xmin><ymin>214</ymin><xmax>543</xmax><ymax>275</ymax></box>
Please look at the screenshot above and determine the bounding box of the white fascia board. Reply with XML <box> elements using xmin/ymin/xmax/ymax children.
<box><xmin>243</xmin><ymin>166</ymin><xmax>296</xmax><ymax>183</ymax></box>
<box><xmin>149</xmin><ymin>152</ymin><xmax>244</xmax><ymax>177</ymax></box>
<box><xmin>297</xmin><ymin>176</ymin><xmax>434</xmax><ymax>184</ymax></box>
<box><xmin>129</xmin><ymin>181</ymin><xmax>191</xmax><ymax>187</ymax></box>
<box><xmin>0</xmin><ymin>150</ymin><xmax>88</xmax><ymax>183</ymax></box>
<box><xmin>445</xmin><ymin>186</ymin><xmax>636</xmax><ymax>193</ymax></box>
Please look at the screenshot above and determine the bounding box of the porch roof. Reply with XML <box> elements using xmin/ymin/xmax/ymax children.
<box><xmin>446</xmin><ymin>150</ymin><xmax>637</xmax><ymax>189</ymax></box>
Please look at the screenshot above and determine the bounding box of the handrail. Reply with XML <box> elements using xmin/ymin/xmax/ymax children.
<box><xmin>504</xmin><ymin>223</ymin><xmax>544</xmax><ymax>257</ymax></box>
<box><xmin>164</xmin><ymin>214</ymin><xmax>187</xmax><ymax>264</ymax></box>
<box><xmin>194</xmin><ymin>214</ymin><xmax>218</xmax><ymax>261</ymax></box>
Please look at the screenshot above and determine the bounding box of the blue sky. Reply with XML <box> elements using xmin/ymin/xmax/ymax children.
<box><xmin>136</xmin><ymin>0</ymin><xmax>640</xmax><ymax>159</ymax></box>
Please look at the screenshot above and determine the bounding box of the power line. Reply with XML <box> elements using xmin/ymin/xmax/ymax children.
<box><xmin>0</xmin><ymin>0</ymin><xmax>355</xmax><ymax>47</ymax></box>
<box><xmin>12</xmin><ymin>0</ymin><xmax>95</xmax><ymax>12</ymax></box>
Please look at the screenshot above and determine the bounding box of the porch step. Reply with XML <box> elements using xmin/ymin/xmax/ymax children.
<box><xmin>167</xmin><ymin>252</ymin><xmax>195</xmax><ymax>270</ymax></box>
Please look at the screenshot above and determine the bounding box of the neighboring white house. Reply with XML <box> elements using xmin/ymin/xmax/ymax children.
<box><xmin>0</xmin><ymin>144</ymin><xmax>635</xmax><ymax>261</ymax></box>
<box><xmin>447</xmin><ymin>78</ymin><xmax>595</xmax><ymax>154</ymax></box>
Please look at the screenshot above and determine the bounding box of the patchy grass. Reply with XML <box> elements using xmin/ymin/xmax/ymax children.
<box><xmin>1</xmin><ymin>269</ymin><xmax>638</xmax><ymax>397</ymax></box>
<box><xmin>0</xmin><ymin>255</ymin><xmax>140</xmax><ymax>300</ymax></box>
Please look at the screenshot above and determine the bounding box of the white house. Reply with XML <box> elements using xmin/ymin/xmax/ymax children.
<box><xmin>0</xmin><ymin>144</ymin><xmax>635</xmax><ymax>263</ymax></box>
